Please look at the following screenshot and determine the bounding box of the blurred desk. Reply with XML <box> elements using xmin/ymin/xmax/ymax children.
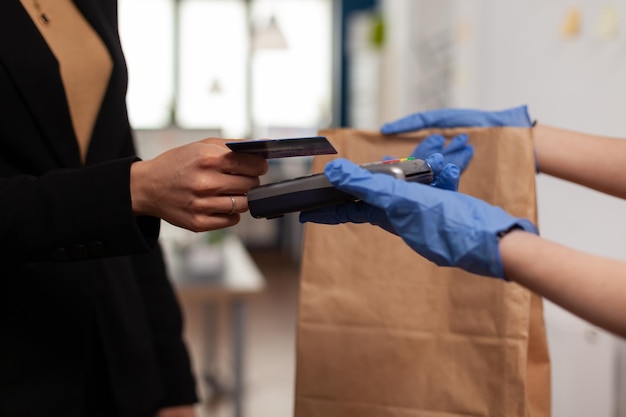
<box><xmin>166</xmin><ymin>233</ymin><xmax>265</xmax><ymax>417</ymax></box>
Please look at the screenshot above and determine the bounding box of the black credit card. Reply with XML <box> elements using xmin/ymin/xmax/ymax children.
<box><xmin>225</xmin><ymin>136</ymin><xmax>337</xmax><ymax>159</ymax></box>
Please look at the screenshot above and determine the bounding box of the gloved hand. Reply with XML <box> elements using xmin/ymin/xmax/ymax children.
<box><xmin>411</xmin><ymin>152</ymin><xmax>461</xmax><ymax>191</ymax></box>
<box><xmin>408</xmin><ymin>133</ymin><xmax>474</xmax><ymax>173</ymax></box>
<box><xmin>299</xmin><ymin>158</ymin><xmax>538</xmax><ymax>279</ymax></box>
<box><xmin>381</xmin><ymin>105</ymin><xmax>533</xmax><ymax>133</ymax></box>
<box><xmin>382</xmin><ymin>105</ymin><xmax>533</xmax><ymax>171</ymax></box>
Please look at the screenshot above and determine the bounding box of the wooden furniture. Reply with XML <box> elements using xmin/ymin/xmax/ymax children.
<box><xmin>165</xmin><ymin>233</ymin><xmax>265</xmax><ymax>417</ymax></box>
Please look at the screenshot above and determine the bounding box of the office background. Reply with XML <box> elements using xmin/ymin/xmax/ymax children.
<box><xmin>119</xmin><ymin>1</ymin><xmax>626</xmax><ymax>416</ymax></box>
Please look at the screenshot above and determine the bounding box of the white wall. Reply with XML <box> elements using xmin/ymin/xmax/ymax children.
<box><xmin>381</xmin><ymin>1</ymin><xmax>626</xmax><ymax>416</ymax></box>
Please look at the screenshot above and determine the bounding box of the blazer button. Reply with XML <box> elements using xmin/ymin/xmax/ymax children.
<box><xmin>51</xmin><ymin>247</ymin><xmax>69</xmax><ymax>261</ymax></box>
<box><xmin>70</xmin><ymin>244</ymin><xmax>88</xmax><ymax>259</ymax></box>
<box><xmin>89</xmin><ymin>241</ymin><xmax>105</xmax><ymax>257</ymax></box>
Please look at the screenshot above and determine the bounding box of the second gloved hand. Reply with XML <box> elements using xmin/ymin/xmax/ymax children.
<box><xmin>381</xmin><ymin>105</ymin><xmax>533</xmax><ymax>133</ymax></box>
<box><xmin>382</xmin><ymin>105</ymin><xmax>537</xmax><ymax>171</ymax></box>
<box><xmin>299</xmin><ymin>159</ymin><xmax>537</xmax><ymax>279</ymax></box>
<box><xmin>409</xmin><ymin>133</ymin><xmax>474</xmax><ymax>173</ymax></box>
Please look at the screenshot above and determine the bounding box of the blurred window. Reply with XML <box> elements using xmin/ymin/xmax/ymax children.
<box><xmin>119</xmin><ymin>0</ymin><xmax>175</xmax><ymax>129</ymax></box>
<box><xmin>119</xmin><ymin>0</ymin><xmax>332</xmax><ymax>138</ymax></box>
<box><xmin>250</xmin><ymin>0</ymin><xmax>332</xmax><ymax>134</ymax></box>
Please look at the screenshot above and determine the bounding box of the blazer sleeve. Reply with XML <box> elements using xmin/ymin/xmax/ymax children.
<box><xmin>0</xmin><ymin>157</ymin><xmax>160</xmax><ymax>262</ymax></box>
<box><xmin>131</xmin><ymin>242</ymin><xmax>199</xmax><ymax>407</ymax></box>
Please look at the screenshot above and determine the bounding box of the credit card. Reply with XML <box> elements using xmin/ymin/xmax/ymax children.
<box><xmin>225</xmin><ymin>136</ymin><xmax>337</xmax><ymax>159</ymax></box>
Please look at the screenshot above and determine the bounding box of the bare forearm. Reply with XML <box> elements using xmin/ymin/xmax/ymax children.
<box><xmin>534</xmin><ymin>123</ymin><xmax>626</xmax><ymax>199</ymax></box>
<box><xmin>500</xmin><ymin>231</ymin><xmax>626</xmax><ymax>338</ymax></box>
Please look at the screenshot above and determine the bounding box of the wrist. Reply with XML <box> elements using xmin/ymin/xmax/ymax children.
<box><xmin>499</xmin><ymin>229</ymin><xmax>540</xmax><ymax>282</ymax></box>
<box><xmin>497</xmin><ymin>225</ymin><xmax>522</xmax><ymax>240</ymax></box>
<box><xmin>495</xmin><ymin>219</ymin><xmax>538</xmax><ymax>280</ymax></box>
<box><xmin>532</xmin><ymin>123</ymin><xmax>552</xmax><ymax>173</ymax></box>
<box><xmin>130</xmin><ymin>160</ymin><xmax>151</xmax><ymax>216</ymax></box>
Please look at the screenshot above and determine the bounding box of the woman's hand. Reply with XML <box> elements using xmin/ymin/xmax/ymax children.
<box><xmin>130</xmin><ymin>138</ymin><xmax>268</xmax><ymax>232</ymax></box>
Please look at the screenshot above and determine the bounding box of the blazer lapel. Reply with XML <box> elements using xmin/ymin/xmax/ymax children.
<box><xmin>0</xmin><ymin>1</ymin><xmax>81</xmax><ymax>168</ymax></box>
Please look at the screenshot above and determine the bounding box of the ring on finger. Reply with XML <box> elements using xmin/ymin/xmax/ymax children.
<box><xmin>228</xmin><ymin>195</ymin><xmax>237</xmax><ymax>215</ymax></box>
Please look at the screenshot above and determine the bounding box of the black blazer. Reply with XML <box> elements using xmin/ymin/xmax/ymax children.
<box><xmin>0</xmin><ymin>1</ymin><xmax>197</xmax><ymax>416</ymax></box>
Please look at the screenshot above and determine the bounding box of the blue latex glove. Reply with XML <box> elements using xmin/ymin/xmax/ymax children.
<box><xmin>410</xmin><ymin>133</ymin><xmax>474</xmax><ymax>173</ymax></box>
<box><xmin>299</xmin><ymin>158</ymin><xmax>538</xmax><ymax>279</ymax></box>
<box><xmin>381</xmin><ymin>105</ymin><xmax>536</xmax><ymax>172</ymax></box>
<box><xmin>386</xmin><ymin>134</ymin><xmax>473</xmax><ymax>173</ymax></box>
<box><xmin>406</xmin><ymin>152</ymin><xmax>461</xmax><ymax>191</ymax></box>
<box><xmin>381</xmin><ymin>105</ymin><xmax>533</xmax><ymax>133</ymax></box>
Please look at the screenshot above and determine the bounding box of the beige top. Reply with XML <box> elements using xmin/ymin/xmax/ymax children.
<box><xmin>20</xmin><ymin>0</ymin><xmax>113</xmax><ymax>163</ymax></box>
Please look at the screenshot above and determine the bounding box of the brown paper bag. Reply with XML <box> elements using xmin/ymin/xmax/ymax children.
<box><xmin>295</xmin><ymin>127</ymin><xmax>551</xmax><ymax>417</ymax></box>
